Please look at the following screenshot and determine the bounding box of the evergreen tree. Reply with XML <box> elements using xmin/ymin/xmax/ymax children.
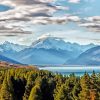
<box><xmin>72</xmin><ymin>81</ymin><xmax>81</xmax><ymax>100</ymax></box>
<box><xmin>28</xmin><ymin>85</ymin><xmax>42</xmax><ymax>100</ymax></box>
<box><xmin>23</xmin><ymin>74</ymin><xmax>35</xmax><ymax>100</ymax></box>
<box><xmin>54</xmin><ymin>84</ymin><xmax>70</xmax><ymax>100</ymax></box>
<box><xmin>79</xmin><ymin>73</ymin><xmax>91</xmax><ymax>100</ymax></box>
<box><xmin>0</xmin><ymin>72</ymin><xmax>14</xmax><ymax>100</ymax></box>
<box><xmin>90</xmin><ymin>71</ymin><xmax>99</xmax><ymax>100</ymax></box>
<box><xmin>0</xmin><ymin>66</ymin><xmax>100</xmax><ymax>100</ymax></box>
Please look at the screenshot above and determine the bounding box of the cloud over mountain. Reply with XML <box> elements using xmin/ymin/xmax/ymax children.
<box><xmin>0</xmin><ymin>0</ymin><xmax>99</xmax><ymax>45</ymax></box>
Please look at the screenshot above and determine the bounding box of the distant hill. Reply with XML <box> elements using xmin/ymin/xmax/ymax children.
<box><xmin>0</xmin><ymin>54</ymin><xmax>21</xmax><ymax>64</ymax></box>
<box><xmin>67</xmin><ymin>46</ymin><xmax>100</xmax><ymax>65</ymax></box>
<box><xmin>0</xmin><ymin>61</ymin><xmax>38</xmax><ymax>69</ymax></box>
<box><xmin>15</xmin><ymin>48</ymin><xmax>72</xmax><ymax>64</ymax></box>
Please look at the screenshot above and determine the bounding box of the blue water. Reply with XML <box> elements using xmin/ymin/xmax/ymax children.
<box><xmin>39</xmin><ymin>66</ymin><xmax>100</xmax><ymax>76</ymax></box>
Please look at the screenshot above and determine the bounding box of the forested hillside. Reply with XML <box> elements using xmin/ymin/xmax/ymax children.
<box><xmin>0</xmin><ymin>66</ymin><xmax>100</xmax><ymax>100</ymax></box>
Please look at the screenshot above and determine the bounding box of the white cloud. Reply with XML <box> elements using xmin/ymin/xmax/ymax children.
<box><xmin>0</xmin><ymin>0</ymin><xmax>81</xmax><ymax>37</ymax></box>
<box><xmin>68</xmin><ymin>0</ymin><xmax>80</xmax><ymax>3</ymax></box>
<box><xmin>0</xmin><ymin>0</ymin><xmax>69</xmax><ymax>36</ymax></box>
<box><xmin>0</xmin><ymin>0</ymin><xmax>69</xmax><ymax>24</ymax></box>
<box><xmin>79</xmin><ymin>16</ymin><xmax>100</xmax><ymax>32</ymax></box>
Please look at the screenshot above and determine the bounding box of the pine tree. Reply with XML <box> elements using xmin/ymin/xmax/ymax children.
<box><xmin>54</xmin><ymin>84</ymin><xmax>70</xmax><ymax>100</ymax></box>
<box><xmin>0</xmin><ymin>72</ymin><xmax>14</xmax><ymax>100</ymax></box>
<box><xmin>96</xmin><ymin>73</ymin><xmax>100</xmax><ymax>100</ymax></box>
<box><xmin>90</xmin><ymin>71</ymin><xmax>99</xmax><ymax>100</ymax></box>
<box><xmin>28</xmin><ymin>85</ymin><xmax>42</xmax><ymax>100</ymax></box>
<box><xmin>23</xmin><ymin>73</ymin><xmax>35</xmax><ymax>100</ymax></box>
<box><xmin>72</xmin><ymin>81</ymin><xmax>81</xmax><ymax>100</ymax></box>
<box><xmin>79</xmin><ymin>73</ymin><xmax>91</xmax><ymax>100</ymax></box>
<box><xmin>54</xmin><ymin>84</ymin><xmax>64</xmax><ymax>100</ymax></box>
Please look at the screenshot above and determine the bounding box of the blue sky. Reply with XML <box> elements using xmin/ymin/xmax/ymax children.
<box><xmin>0</xmin><ymin>5</ymin><xmax>11</xmax><ymax>12</ymax></box>
<box><xmin>0</xmin><ymin>0</ymin><xmax>100</xmax><ymax>45</ymax></box>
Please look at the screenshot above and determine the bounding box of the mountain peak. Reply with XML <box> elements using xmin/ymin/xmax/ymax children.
<box><xmin>31</xmin><ymin>35</ymin><xmax>66</xmax><ymax>50</ymax></box>
<box><xmin>0</xmin><ymin>41</ymin><xmax>27</xmax><ymax>52</ymax></box>
<box><xmin>37</xmin><ymin>34</ymin><xmax>52</xmax><ymax>40</ymax></box>
<box><xmin>3</xmin><ymin>41</ymin><xmax>11</xmax><ymax>45</ymax></box>
<box><xmin>31</xmin><ymin>35</ymin><xmax>96</xmax><ymax>52</ymax></box>
<box><xmin>36</xmin><ymin>34</ymin><xmax>63</xmax><ymax>42</ymax></box>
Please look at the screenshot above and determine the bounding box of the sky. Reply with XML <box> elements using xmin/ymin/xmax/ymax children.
<box><xmin>0</xmin><ymin>0</ymin><xmax>100</xmax><ymax>45</ymax></box>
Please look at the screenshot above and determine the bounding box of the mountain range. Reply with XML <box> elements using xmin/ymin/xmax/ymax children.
<box><xmin>67</xmin><ymin>46</ymin><xmax>100</xmax><ymax>65</ymax></box>
<box><xmin>0</xmin><ymin>36</ymin><xmax>99</xmax><ymax>65</ymax></box>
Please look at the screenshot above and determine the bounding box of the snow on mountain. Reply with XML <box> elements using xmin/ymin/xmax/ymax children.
<box><xmin>0</xmin><ymin>41</ymin><xmax>28</xmax><ymax>60</ymax></box>
<box><xmin>0</xmin><ymin>36</ymin><xmax>97</xmax><ymax>65</ymax></box>
<box><xmin>32</xmin><ymin>36</ymin><xmax>69</xmax><ymax>50</ymax></box>
<box><xmin>14</xmin><ymin>35</ymin><xmax>96</xmax><ymax>65</ymax></box>
<box><xmin>0</xmin><ymin>41</ymin><xmax>27</xmax><ymax>52</ymax></box>
<box><xmin>31</xmin><ymin>35</ymin><xmax>96</xmax><ymax>58</ymax></box>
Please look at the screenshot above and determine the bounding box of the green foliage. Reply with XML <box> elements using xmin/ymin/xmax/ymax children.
<box><xmin>0</xmin><ymin>67</ymin><xmax>100</xmax><ymax>100</ymax></box>
<box><xmin>79</xmin><ymin>73</ymin><xmax>91</xmax><ymax>100</ymax></box>
<box><xmin>54</xmin><ymin>84</ymin><xmax>70</xmax><ymax>100</ymax></box>
<box><xmin>0</xmin><ymin>72</ymin><xmax>14</xmax><ymax>100</ymax></box>
<box><xmin>28</xmin><ymin>85</ymin><xmax>42</xmax><ymax>100</ymax></box>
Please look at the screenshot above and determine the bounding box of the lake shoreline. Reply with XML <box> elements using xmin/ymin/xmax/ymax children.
<box><xmin>39</xmin><ymin>66</ymin><xmax>100</xmax><ymax>76</ymax></box>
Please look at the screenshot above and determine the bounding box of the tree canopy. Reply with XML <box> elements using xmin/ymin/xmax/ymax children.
<box><xmin>0</xmin><ymin>66</ymin><xmax>100</xmax><ymax>100</ymax></box>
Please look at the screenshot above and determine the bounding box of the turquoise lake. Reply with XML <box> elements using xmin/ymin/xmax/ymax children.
<box><xmin>39</xmin><ymin>66</ymin><xmax>100</xmax><ymax>76</ymax></box>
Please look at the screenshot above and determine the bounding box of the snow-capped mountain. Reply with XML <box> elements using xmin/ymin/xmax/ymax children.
<box><xmin>0</xmin><ymin>41</ymin><xmax>28</xmax><ymax>60</ymax></box>
<box><xmin>0</xmin><ymin>36</ymin><xmax>98</xmax><ymax>65</ymax></box>
<box><xmin>32</xmin><ymin>36</ymin><xmax>69</xmax><ymax>50</ymax></box>
<box><xmin>0</xmin><ymin>41</ymin><xmax>27</xmax><ymax>52</ymax></box>
<box><xmin>31</xmin><ymin>36</ymin><xmax>95</xmax><ymax>58</ymax></box>
<box><xmin>67</xmin><ymin>46</ymin><xmax>100</xmax><ymax>65</ymax></box>
<box><xmin>14</xmin><ymin>36</ymin><xmax>96</xmax><ymax>65</ymax></box>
